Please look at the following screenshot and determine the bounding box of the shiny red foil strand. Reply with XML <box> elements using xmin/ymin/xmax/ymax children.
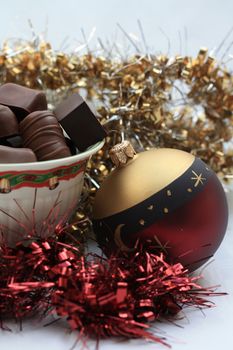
<box><xmin>0</xmin><ymin>238</ymin><xmax>224</xmax><ymax>347</ymax></box>
<box><xmin>52</xmin><ymin>249</ymin><xmax>221</xmax><ymax>346</ymax></box>
<box><xmin>0</xmin><ymin>238</ymin><xmax>81</xmax><ymax>322</ymax></box>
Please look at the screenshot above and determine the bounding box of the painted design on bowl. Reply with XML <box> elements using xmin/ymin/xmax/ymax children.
<box><xmin>0</xmin><ymin>159</ymin><xmax>87</xmax><ymax>192</ymax></box>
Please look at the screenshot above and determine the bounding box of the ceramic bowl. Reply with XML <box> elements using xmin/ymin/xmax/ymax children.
<box><xmin>0</xmin><ymin>140</ymin><xmax>104</xmax><ymax>246</ymax></box>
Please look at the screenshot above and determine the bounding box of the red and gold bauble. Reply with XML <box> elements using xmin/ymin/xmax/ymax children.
<box><xmin>93</xmin><ymin>142</ymin><xmax>228</xmax><ymax>271</ymax></box>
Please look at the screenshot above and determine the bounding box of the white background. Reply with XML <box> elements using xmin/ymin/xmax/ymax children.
<box><xmin>0</xmin><ymin>1</ymin><xmax>233</xmax><ymax>349</ymax></box>
<box><xmin>0</xmin><ymin>0</ymin><xmax>233</xmax><ymax>59</ymax></box>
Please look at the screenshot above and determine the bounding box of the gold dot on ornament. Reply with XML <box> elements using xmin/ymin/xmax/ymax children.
<box><xmin>167</xmin><ymin>190</ymin><xmax>172</xmax><ymax>196</ymax></box>
<box><xmin>139</xmin><ymin>219</ymin><xmax>145</xmax><ymax>226</ymax></box>
<box><xmin>187</xmin><ymin>188</ymin><xmax>192</xmax><ymax>192</ymax></box>
<box><xmin>163</xmin><ymin>208</ymin><xmax>169</xmax><ymax>213</ymax></box>
<box><xmin>147</xmin><ymin>205</ymin><xmax>154</xmax><ymax>210</ymax></box>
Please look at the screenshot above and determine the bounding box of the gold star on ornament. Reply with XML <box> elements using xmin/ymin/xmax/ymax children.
<box><xmin>191</xmin><ymin>170</ymin><xmax>206</xmax><ymax>187</ymax></box>
<box><xmin>139</xmin><ymin>219</ymin><xmax>145</xmax><ymax>226</ymax></box>
<box><xmin>147</xmin><ymin>205</ymin><xmax>154</xmax><ymax>210</ymax></box>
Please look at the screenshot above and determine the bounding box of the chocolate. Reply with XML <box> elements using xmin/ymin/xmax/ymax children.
<box><xmin>54</xmin><ymin>93</ymin><xmax>107</xmax><ymax>151</ymax></box>
<box><xmin>0</xmin><ymin>145</ymin><xmax>37</xmax><ymax>163</ymax></box>
<box><xmin>0</xmin><ymin>105</ymin><xmax>19</xmax><ymax>138</ymax></box>
<box><xmin>0</xmin><ymin>83</ymin><xmax>47</xmax><ymax>119</ymax></box>
<box><xmin>19</xmin><ymin>110</ymin><xmax>72</xmax><ymax>161</ymax></box>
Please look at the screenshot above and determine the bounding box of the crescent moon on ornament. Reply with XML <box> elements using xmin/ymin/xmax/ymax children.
<box><xmin>114</xmin><ymin>224</ymin><xmax>134</xmax><ymax>252</ymax></box>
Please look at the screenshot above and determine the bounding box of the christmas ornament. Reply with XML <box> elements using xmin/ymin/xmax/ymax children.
<box><xmin>93</xmin><ymin>141</ymin><xmax>228</xmax><ymax>270</ymax></box>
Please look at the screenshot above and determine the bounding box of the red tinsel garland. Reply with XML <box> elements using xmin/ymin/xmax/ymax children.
<box><xmin>0</xmin><ymin>230</ymin><xmax>223</xmax><ymax>347</ymax></box>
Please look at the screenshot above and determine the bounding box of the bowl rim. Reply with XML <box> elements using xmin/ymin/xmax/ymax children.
<box><xmin>0</xmin><ymin>139</ymin><xmax>105</xmax><ymax>169</ymax></box>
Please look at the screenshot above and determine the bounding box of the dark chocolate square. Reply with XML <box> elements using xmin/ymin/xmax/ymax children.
<box><xmin>54</xmin><ymin>93</ymin><xmax>107</xmax><ymax>151</ymax></box>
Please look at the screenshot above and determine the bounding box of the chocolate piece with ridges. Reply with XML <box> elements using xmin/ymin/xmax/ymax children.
<box><xmin>0</xmin><ymin>83</ymin><xmax>47</xmax><ymax>120</ymax></box>
<box><xmin>54</xmin><ymin>93</ymin><xmax>107</xmax><ymax>151</ymax></box>
<box><xmin>0</xmin><ymin>105</ymin><xmax>19</xmax><ymax>138</ymax></box>
<box><xmin>19</xmin><ymin>110</ymin><xmax>71</xmax><ymax>161</ymax></box>
<box><xmin>0</xmin><ymin>145</ymin><xmax>37</xmax><ymax>163</ymax></box>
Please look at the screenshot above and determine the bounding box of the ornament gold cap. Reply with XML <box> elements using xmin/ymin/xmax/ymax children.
<box><xmin>109</xmin><ymin>141</ymin><xmax>136</xmax><ymax>167</ymax></box>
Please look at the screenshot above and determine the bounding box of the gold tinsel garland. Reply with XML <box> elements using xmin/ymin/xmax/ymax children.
<box><xmin>0</xmin><ymin>38</ymin><xmax>232</xmax><ymax>239</ymax></box>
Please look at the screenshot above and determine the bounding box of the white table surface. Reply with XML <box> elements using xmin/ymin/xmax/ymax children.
<box><xmin>0</xmin><ymin>0</ymin><xmax>233</xmax><ymax>349</ymax></box>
